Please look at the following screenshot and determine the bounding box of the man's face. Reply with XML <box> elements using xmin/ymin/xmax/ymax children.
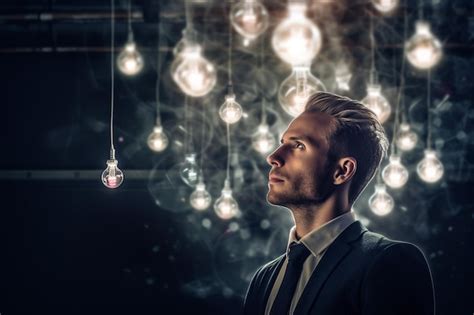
<box><xmin>266</xmin><ymin>111</ymin><xmax>336</xmax><ymax>208</ymax></box>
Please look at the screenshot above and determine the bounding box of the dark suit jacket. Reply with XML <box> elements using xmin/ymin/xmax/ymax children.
<box><xmin>243</xmin><ymin>221</ymin><xmax>435</xmax><ymax>315</ymax></box>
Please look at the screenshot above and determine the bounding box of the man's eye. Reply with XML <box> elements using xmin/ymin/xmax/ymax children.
<box><xmin>295</xmin><ymin>142</ymin><xmax>305</xmax><ymax>149</ymax></box>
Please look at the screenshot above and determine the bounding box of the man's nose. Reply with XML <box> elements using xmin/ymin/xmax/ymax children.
<box><xmin>266</xmin><ymin>147</ymin><xmax>284</xmax><ymax>167</ymax></box>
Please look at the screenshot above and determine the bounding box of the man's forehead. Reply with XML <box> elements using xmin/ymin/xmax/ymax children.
<box><xmin>282</xmin><ymin>111</ymin><xmax>334</xmax><ymax>142</ymax></box>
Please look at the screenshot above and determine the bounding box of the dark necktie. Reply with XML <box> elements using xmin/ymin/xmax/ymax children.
<box><xmin>270</xmin><ymin>242</ymin><xmax>311</xmax><ymax>315</ymax></box>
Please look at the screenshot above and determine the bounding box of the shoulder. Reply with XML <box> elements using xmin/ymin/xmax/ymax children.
<box><xmin>252</xmin><ymin>253</ymin><xmax>286</xmax><ymax>281</ymax></box>
<box><xmin>356</xmin><ymin>229</ymin><xmax>428</xmax><ymax>260</ymax></box>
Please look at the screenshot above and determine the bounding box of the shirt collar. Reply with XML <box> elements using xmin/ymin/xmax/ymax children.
<box><xmin>286</xmin><ymin>210</ymin><xmax>357</xmax><ymax>257</ymax></box>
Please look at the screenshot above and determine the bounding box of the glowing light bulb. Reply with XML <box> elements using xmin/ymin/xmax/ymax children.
<box><xmin>369</xmin><ymin>184</ymin><xmax>394</xmax><ymax>216</ymax></box>
<box><xmin>361</xmin><ymin>84</ymin><xmax>391</xmax><ymax>124</ymax></box>
<box><xmin>278</xmin><ymin>66</ymin><xmax>326</xmax><ymax>117</ymax></box>
<box><xmin>417</xmin><ymin>149</ymin><xmax>444</xmax><ymax>183</ymax></box>
<box><xmin>190</xmin><ymin>178</ymin><xmax>212</xmax><ymax>211</ymax></box>
<box><xmin>334</xmin><ymin>62</ymin><xmax>352</xmax><ymax>91</ymax></box>
<box><xmin>219</xmin><ymin>93</ymin><xmax>243</xmax><ymax>124</ymax></box>
<box><xmin>230</xmin><ymin>0</ymin><xmax>269</xmax><ymax>41</ymax></box>
<box><xmin>405</xmin><ymin>21</ymin><xmax>442</xmax><ymax>70</ymax></box>
<box><xmin>117</xmin><ymin>36</ymin><xmax>144</xmax><ymax>76</ymax></box>
<box><xmin>214</xmin><ymin>180</ymin><xmax>239</xmax><ymax>220</ymax></box>
<box><xmin>382</xmin><ymin>154</ymin><xmax>409</xmax><ymax>189</ymax></box>
<box><xmin>252</xmin><ymin>123</ymin><xmax>276</xmax><ymax>154</ymax></box>
<box><xmin>147</xmin><ymin>125</ymin><xmax>169</xmax><ymax>152</ymax></box>
<box><xmin>171</xmin><ymin>43</ymin><xmax>216</xmax><ymax>97</ymax></box>
<box><xmin>101</xmin><ymin>159</ymin><xmax>124</xmax><ymax>189</ymax></box>
<box><xmin>396</xmin><ymin>123</ymin><xmax>418</xmax><ymax>151</ymax></box>
<box><xmin>372</xmin><ymin>0</ymin><xmax>398</xmax><ymax>13</ymax></box>
<box><xmin>180</xmin><ymin>153</ymin><xmax>199</xmax><ymax>187</ymax></box>
<box><xmin>271</xmin><ymin>1</ymin><xmax>322</xmax><ymax>66</ymax></box>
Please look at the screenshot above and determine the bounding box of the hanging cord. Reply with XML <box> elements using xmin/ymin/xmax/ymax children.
<box><xmin>418</xmin><ymin>0</ymin><xmax>424</xmax><ymax>20</ymax></box>
<box><xmin>127</xmin><ymin>0</ymin><xmax>132</xmax><ymax>35</ymax></box>
<box><xmin>259</xmin><ymin>33</ymin><xmax>266</xmax><ymax>124</ymax></box>
<box><xmin>390</xmin><ymin>3</ymin><xmax>407</xmax><ymax>156</ymax></box>
<box><xmin>184</xmin><ymin>0</ymin><xmax>196</xmax><ymax>43</ymax></box>
<box><xmin>426</xmin><ymin>69</ymin><xmax>432</xmax><ymax>149</ymax></box>
<box><xmin>226</xmin><ymin>123</ymin><xmax>231</xmax><ymax>182</ymax></box>
<box><xmin>155</xmin><ymin>15</ymin><xmax>162</xmax><ymax>126</ymax></box>
<box><xmin>199</xmin><ymin>103</ymin><xmax>206</xmax><ymax>179</ymax></box>
<box><xmin>184</xmin><ymin>95</ymin><xmax>189</xmax><ymax>154</ymax></box>
<box><xmin>227</xmin><ymin>0</ymin><xmax>234</xmax><ymax>93</ymax></box>
<box><xmin>369</xmin><ymin>13</ymin><xmax>377</xmax><ymax>85</ymax></box>
<box><xmin>109</xmin><ymin>0</ymin><xmax>116</xmax><ymax>159</ymax></box>
<box><xmin>400</xmin><ymin>1</ymin><xmax>408</xmax><ymax>123</ymax></box>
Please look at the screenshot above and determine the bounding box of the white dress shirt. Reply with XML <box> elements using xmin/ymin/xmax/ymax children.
<box><xmin>265</xmin><ymin>211</ymin><xmax>357</xmax><ymax>315</ymax></box>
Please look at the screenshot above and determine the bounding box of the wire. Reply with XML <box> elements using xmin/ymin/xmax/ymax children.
<box><xmin>155</xmin><ymin>12</ymin><xmax>162</xmax><ymax>126</ymax></box>
<box><xmin>227</xmin><ymin>0</ymin><xmax>233</xmax><ymax>89</ymax></box>
<box><xmin>390</xmin><ymin>0</ymin><xmax>408</xmax><ymax>156</ymax></box>
<box><xmin>369</xmin><ymin>13</ymin><xmax>376</xmax><ymax>84</ymax></box>
<box><xmin>226</xmin><ymin>123</ymin><xmax>231</xmax><ymax>182</ymax></box>
<box><xmin>109</xmin><ymin>0</ymin><xmax>116</xmax><ymax>158</ymax></box>
<box><xmin>127</xmin><ymin>0</ymin><xmax>132</xmax><ymax>35</ymax></box>
<box><xmin>427</xmin><ymin>69</ymin><xmax>432</xmax><ymax>149</ymax></box>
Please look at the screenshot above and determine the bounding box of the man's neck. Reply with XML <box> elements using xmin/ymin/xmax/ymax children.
<box><xmin>290</xmin><ymin>194</ymin><xmax>351</xmax><ymax>239</ymax></box>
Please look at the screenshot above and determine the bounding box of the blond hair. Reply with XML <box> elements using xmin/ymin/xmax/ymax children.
<box><xmin>304</xmin><ymin>92</ymin><xmax>389</xmax><ymax>204</ymax></box>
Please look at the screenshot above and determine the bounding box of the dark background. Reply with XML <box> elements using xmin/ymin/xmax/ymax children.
<box><xmin>1</xmin><ymin>0</ymin><xmax>473</xmax><ymax>314</ymax></box>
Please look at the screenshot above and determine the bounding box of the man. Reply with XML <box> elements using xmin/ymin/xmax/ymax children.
<box><xmin>243</xmin><ymin>92</ymin><xmax>435</xmax><ymax>315</ymax></box>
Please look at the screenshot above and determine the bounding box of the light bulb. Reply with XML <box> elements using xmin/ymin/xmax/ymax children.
<box><xmin>252</xmin><ymin>123</ymin><xmax>276</xmax><ymax>154</ymax></box>
<box><xmin>117</xmin><ymin>37</ymin><xmax>144</xmax><ymax>76</ymax></box>
<box><xmin>271</xmin><ymin>1</ymin><xmax>322</xmax><ymax>66</ymax></box>
<box><xmin>179</xmin><ymin>153</ymin><xmax>199</xmax><ymax>187</ymax></box>
<box><xmin>405</xmin><ymin>21</ymin><xmax>442</xmax><ymax>70</ymax></box>
<box><xmin>396</xmin><ymin>123</ymin><xmax>418</xmax><ymax>151</ymax></box>
<box><xmin>361</xmin><ymin>84</ymin><xmax>391</xmax><ymax>124</ymax></box>
<box><xmin>190</xmin><ymin>179</ymin><xmax>212</xmax><ymax>211</ymax></box>
<box><xmin>147</xmin><ymin>125</ymin><xmax>169</xmax><ymax>152</ymax></box>
<box><xmin>371</xmin><ymin>0</ymin><xmax>398</xmax><ymax>13</ymax></box>
<box><xmin>214</xmin><ymin>180</ymin><xmax>239</xmax><ymax>220</ymax></box>
<box><xmin>382</xmin><ymin>154</ymin><xmax>409</xmax><ymax>189</ymax></box>
<box><xmin>230</xmin><ymin>0</ymin><xmax>269</xmax><ymax>41</ymax></box>
<box><xmin>101</xmin><ymin>159</ymin><xmax>124</xmax><ymax>189</ymax></box>
<box><xmin>369</xmin><ymin>184</ymin><xmax>394</xmax><ymax>216</ymax></box>
<box><xmin>334</xmin><ymin>62</ymin><xmax>352</xmax><ymax>91</ymax></box>
<box><xmin>219</xmin><ymin>93</ymin><xmax>243</xmax><ymax>124</ymax></box>
<box><xmin>278</xmin><ymin>66</ymin><xmax>326</xmax><ymax>117</ymax></box>
<box><xmin>417</xmin><ymin>149</ymin><xmax>444</xmax><ymax>183</ymax></box>
<box><xmin>171</xmin><ymin>43</ymin><xmax>216</xmax><ymax>97</ymax></box>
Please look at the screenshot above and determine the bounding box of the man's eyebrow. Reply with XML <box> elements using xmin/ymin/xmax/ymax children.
<box><xmin>280</xmin><ymin>136</ymin><xmax>312</xmax><ymax>143</ymax></box>
<box><xmin>280</xmin><ymin>135</ymin><xmax>323</xmax><ymax>148</ymax></box>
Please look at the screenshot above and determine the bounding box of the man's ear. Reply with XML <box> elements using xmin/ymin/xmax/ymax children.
<box><xmin>333</xmin><ymin>157</ymin><xmax>357</xmax><ymax>185</ymax></box>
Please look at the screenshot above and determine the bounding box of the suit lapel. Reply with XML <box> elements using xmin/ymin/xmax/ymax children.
<box><xmin>293</xmin><ymin>221</ymin><xmax>367</xmax><ymax>315</ymax></box>
<box><xmin>259</xmin><ymin>255</ymin><xmax>286</xmax><ymax>315</ymax></box>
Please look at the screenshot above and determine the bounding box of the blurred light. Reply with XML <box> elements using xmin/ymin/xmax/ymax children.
<box><xmin>334</xmin><ymin>62</ymin><xmax>352</xmax><ymax>91</ymax></box>
<box><xmin>369</xmin><ymin>184</ymin><xmax>394</xmax><ymax>216</ymax></box>
<box><xmin>417</xmin><ymin>149</ymin><xmax>444</xmax><ymax>183</ymax></box>
<box><xmin>117</xmin><ymin>38</ymin><xmax>144</xmax><ymax>76</ymax></box>
<box><xmin>361</xmin><ymin>84</ymin><xmax>391</xmax><ymax>124</ymax></box>
<box><xmin>230</xmin><ymin>0</ymin><xmax>269</xmax><ymax>41</ymax></box>
<box><xmin>396</xmin><ymin>123</ymin><xmax>418</xmax><ymax>151</ymax></box>
<box><xmin>382</xmin><ymin>154</ymin><xmax>409</xmax><ymax>188</ymax></box>
<box><xmin>278</xmin><ymin>65</ymin><xmax>326</xmax><ymax>117</ymax></box>
<box><xmin>102</xmin><ymin>159</ymin><xmax>124</xmax><ymax>189</ymax></box>
<box><xmin>372</xmin><ymin>0</ymin><xmax>398</xmax><ymax>13</ymax></box>
<box><xmin>147</xmin><ymin>125</ymin><xmax>169</xmax><ymax>152</ymax></box>
<box><xmin>171</xmin><ymin>42</ymin><xmax>216</xmax><ymax>97</ymax></box>
<box><xmin>190</xmin><ymin>179</ymin><xmax>212</xmax><ymax>210</ymax></box>
<box><xmin>405</xmin><ymin>21</ymin><xmax>442</xmax><ymax>70</ymax></box>
<box><xmin>271</xmin><ymin>1</ymin><xmax>322</xmax><ymax>66</ymax></box>
<box><xmin>252</xmin><ymin>123</ymin><xmax>276</xmax><ymax>154</ymax></box>
<box><xmin>180</xmin><ymin>153</ymin><xmax>199</xmax><ymax>187</ymax></box>
<box><xmin>219</xmin><ymin>94</ymin><xmax>243</xmax><ymax>124</ymax></box>
<box><xmin>214</xmin><ymin>180</ymin><xmax>239</xmax><ymax>220</ymax></box>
